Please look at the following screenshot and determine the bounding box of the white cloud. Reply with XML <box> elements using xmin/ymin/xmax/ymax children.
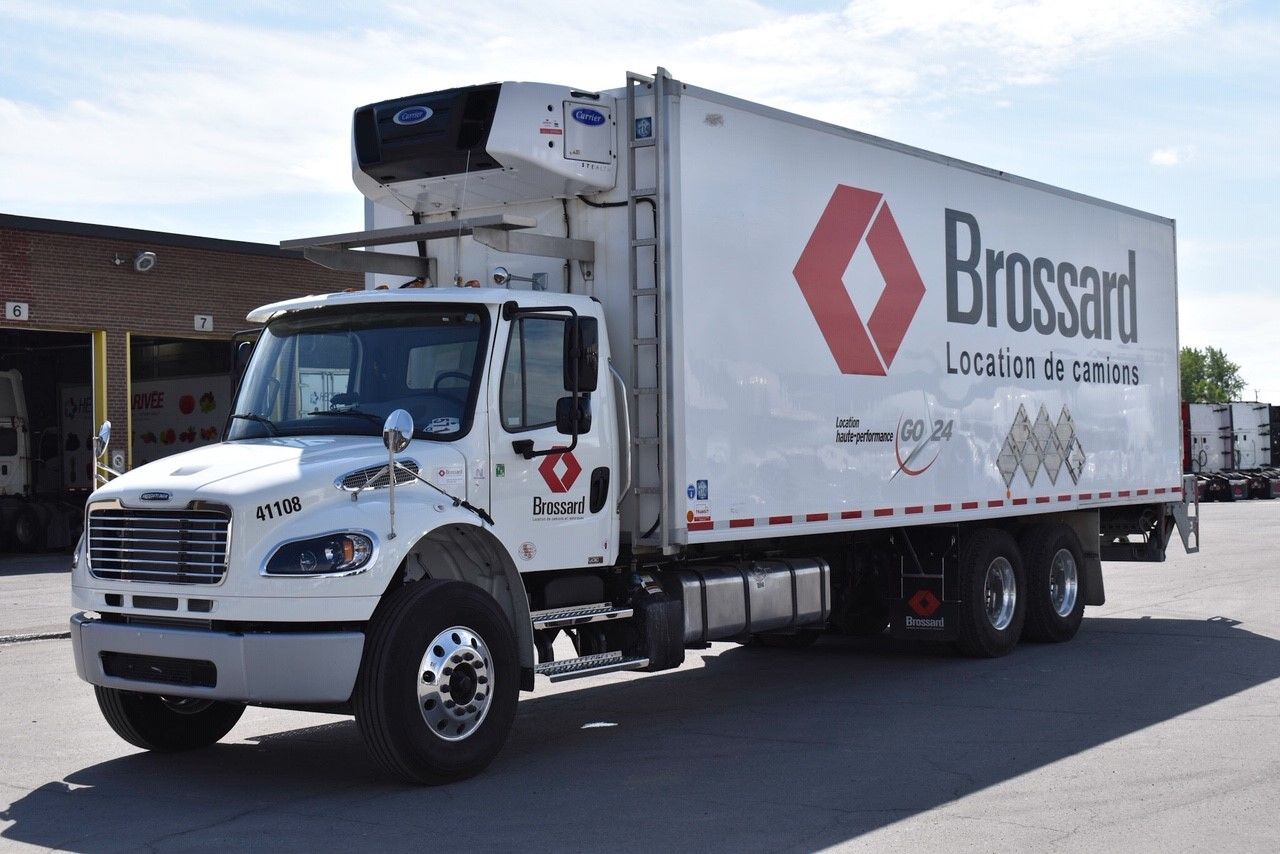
<box><xmin>1150</xmin><ymin>147</ymin><xmax>1190</xmax><ymax>167</ymax></box>
<box><xmin>0</xmin><ymin>0</ymin><xmax>1222</xmax><ymax>222</ymax></box>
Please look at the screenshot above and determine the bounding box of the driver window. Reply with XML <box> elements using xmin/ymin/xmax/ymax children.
<box><xmin>501</xmin><ymin>317</ymin><xmax>565</xmax><ymax>431</ymax></box>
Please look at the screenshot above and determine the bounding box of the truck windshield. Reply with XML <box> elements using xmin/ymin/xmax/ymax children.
<box><xmin>227</xmin><ymin>304</ymin><xmax>488</xmax><ymax>441</ymax></box>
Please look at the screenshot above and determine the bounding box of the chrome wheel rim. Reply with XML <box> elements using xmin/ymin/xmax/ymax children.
<box><xmin>984</xmin><ymin>557</ymin><xmax>1017</xmax><ymax>631</ymax></box>
<box><xmin>1048</xmin><ymin>547</ymin><xmax>1079</xmax><ymax>617</ymax></box>
<box><xmin>417</xmin><ymin>626</ymin><xmax>493</xmax><ymax>742</ymax></box>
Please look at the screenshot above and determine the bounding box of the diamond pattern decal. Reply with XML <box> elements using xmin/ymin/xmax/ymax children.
<box><xmin>999</xmin><ymin>404</ymin><xmax>1085</xmax><ymax>487</ymax></box>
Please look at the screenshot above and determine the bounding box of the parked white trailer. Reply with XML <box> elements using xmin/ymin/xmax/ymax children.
<box><xmin>1187</xmin><ymin>402</ymin><xmax>1231</xmax><ymax>472</ymax></box>
<box><xmin>70</xmin><ymin>69</ymin><xmax>1199</xmax><ymax>783</ymax></box>
<box><xmin>1229</xmin><ymin>402</ymin><xmax>1270</xmax><ymax>469</ymax></box>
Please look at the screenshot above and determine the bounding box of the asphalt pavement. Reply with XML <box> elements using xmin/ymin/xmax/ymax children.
<box><xmin>0</xmin><ymin>500</ymin><xmax>1277</xmax><ymax>852</ymax></box>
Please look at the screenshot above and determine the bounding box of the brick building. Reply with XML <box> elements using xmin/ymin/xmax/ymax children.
<box><xmin>0</xmin><ymin>214</ymin><xmax>359</xmax><ymax>482</ymax></box>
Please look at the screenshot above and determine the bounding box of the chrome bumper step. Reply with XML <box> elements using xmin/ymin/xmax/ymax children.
<box><xmin>534</xmin><ymin>651</ymin><xmax>649</xmax><ymax>682</ymax></box>
<box><xmin>531</xmin><ymin>603</ymin><xmax>634</xmax><ymax>631</ymax></box>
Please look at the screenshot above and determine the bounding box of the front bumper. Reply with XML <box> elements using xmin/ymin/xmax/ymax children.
<box><xmin>70</xmin><ymin>613</ymin><xmax>365</xmax><ymax>705</ymax></box>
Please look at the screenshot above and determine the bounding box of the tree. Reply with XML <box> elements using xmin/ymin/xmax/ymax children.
<box><xmin>1180</xmin><ymin>346</ymin><xmax>1245</xmax><ymax>402</ymax></box>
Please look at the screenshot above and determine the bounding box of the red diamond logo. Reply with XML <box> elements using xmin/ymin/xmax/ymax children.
<box><xmin>907</xmin><ymin>589</ymin><xmax>942</xmax><ymax>617</ymax></box>
<box><xmin>538</xmin><ymin>451</ymin><xmax>582</xmax><ymax>494</ymax></box>
<box><xmin>793</xmin><ymin>185</ymin><xmax>927</xmax><ymax>375</ymax></box>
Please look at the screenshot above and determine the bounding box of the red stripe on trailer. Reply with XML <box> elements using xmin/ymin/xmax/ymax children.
<box><xmin>962</xmin><ymin>501</ymin><xmax>979</xmax><ymax>509</ymax></box>
<box><xmin>874</xmin><ymin>508</ymin><xmax>894</xmax><ymax>517</ymax></box>
<box><xmin>729</xmin><ymin>518</ymin><xmax>755</xmax><ymax>528</ymax></box>
<box><xmin>1155</xmin><ymin>487</ymin><xmax>1166</xmax><ymax>494</ymax></box>
<box><xmin>1058</xmin><ymin>495</ymin><xmax>1072</xmax><ymax>502</ymax></box>
<box><xmin>1079</xmin><ymin>492</ymin><xmax>1093</xmax><ymax>500</ymax></box>
<box><xmin>688</xmin><ymin>521</ymin><xmax>713</xmax><ymax>531</ymax></box>
<box><xmin>1033</xmin><ymin>496</ymin><xmax>1049</xmax><ymax>504</ymax></box>
<box><xmin>805</xmin><ymin>513</ymin><xmax>829</xmax><ymax>522</ymax></box>
<box><xmin>1118</xmin><ymin>490</ymin><xmax>1131</xmax><ymax>497</ymax></box>
<box><xmin>905</xmin><ymin>506</ymin><xmax>924</xmax><ymax>514</ymax></box>
<box><xmin>841</xmin><ymin>510</ymin><xmax>862</xmax><ymax>519</ymax></box>
<box><xmin>1172</xmin><ymin>486</ymin><xmax>1182</xmax><ymax>493</ymax></box>
<box><xmin>1012</xmin><ymin>497</ymin><xmax>1028</xmax><ymax>506</ymax></box>
<box><xmin>1098</xmin><ymin>491</ymin><xmax>1112</xmax><ymax>498</ymax></box>
<box><xmin>768</xmin><ymin>515</ymin><xmax>793</xmax><ymax>525</ymax></box>
<box><xmin>988</xmin><ymin>499</ymin><xmax>1004</xmax><ymax>508</ymax></box>
<box><xmin>934</xmin><ymin>503</ymin><xmax>952</xmax><ymax>512</ymax></box>
<box><xmin>1136</xmin><ymin>488</ymin><xmax>1149</xmax><ymax>496</ymax></box>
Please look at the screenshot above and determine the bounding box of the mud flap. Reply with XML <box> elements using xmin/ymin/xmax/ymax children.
<box><xmin>889</xmin><ymin>575</ymin><xmax>957</xmax><ymax>641</ymax></box>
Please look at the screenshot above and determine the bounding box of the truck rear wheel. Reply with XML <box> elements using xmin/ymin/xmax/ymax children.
<box><xmin>1018</xmin><ymin>522</ymin><xmax>1086</xmax><ymax>643</ymax></box>
<box><xmin>955</xmin><ymin>529</ymin><xmax>1026</xmax><ymax>658</ymax></box>
<box><xmin>94</xmin><ymin>687</ymin><xmax>245</xmax><ymax>751</ymax></box>
<box><xmin>10</xmin><ymin>506</ymin><xmax>44</xmax><ymax>552</ymax></box>
<box><xmin>355</xmin><ymin>579</ymin><xmax>519</xmax><ymax>784</ymax></box>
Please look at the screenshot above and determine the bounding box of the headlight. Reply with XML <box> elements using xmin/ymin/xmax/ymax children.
<box><xmin>264</xmin><ymin>532</ymin><xmax>374</xmax><ymax>576</ymax></box>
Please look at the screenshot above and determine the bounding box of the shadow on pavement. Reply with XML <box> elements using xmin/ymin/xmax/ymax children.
<box><xmin>4</xmin><ymin>615</ymin><xmax>1279</xmax><ymax>851</ymax></box>
<box><xmin>0</xmin><ymin>555</ymin><xmax>71</xmax><ymax>577</ymax></box>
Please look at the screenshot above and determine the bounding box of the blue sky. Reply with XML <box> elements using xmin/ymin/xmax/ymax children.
<box><xmin>1</xmin><ymin>1</ymin><xmax>1277</xmax><ymax>400</ymax></box>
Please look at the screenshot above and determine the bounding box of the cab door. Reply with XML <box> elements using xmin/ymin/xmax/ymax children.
<box><xmin>486</xmin><ymin>309</ymin><xmax>614</xmax><ymax>571</ymax></box>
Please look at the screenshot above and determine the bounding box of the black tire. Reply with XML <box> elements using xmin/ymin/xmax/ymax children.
<box><xmin>750</xmin><ymin>628</ymin><xmax>823</xmax><ymax>648</ymax></box>
<box><xmin>94</xmin><ymin>687</ymin><xmax>245</xmax><ymax>751</ymax></box>
<box><xmin>356</xmin><ymin>579</ymin><xmax>519</xmax><ymax>785</ymax></box>
<box><xmin>1018</xmin><ymin>522</ymin><xmax>1086</xmax><ymax>643</ymax></box>
<box><xmin>954</xmin><ymin>528</ymin><xmax>1026</xmax><ymax>658</ymax></box>
<box><xmin>10</xmin><ymin>506</ymin><xmax>44</xmax><ymax>552</ymax></box>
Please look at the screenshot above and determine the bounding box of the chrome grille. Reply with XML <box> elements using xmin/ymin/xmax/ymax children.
<box><xmin>88</xmin><ymin>506</ymin><xmax>230</xmax><ymax>585</ymax></box>
<box><xmin>337</xmin><ymin>460</ymin><xmax>420</xmax><ymax>491</ymax></box>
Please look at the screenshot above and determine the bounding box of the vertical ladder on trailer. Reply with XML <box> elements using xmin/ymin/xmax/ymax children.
<box><xmin>625</xmin><ymin>69</ymin><xmax>673</xmax><ymax>553</ymax></box>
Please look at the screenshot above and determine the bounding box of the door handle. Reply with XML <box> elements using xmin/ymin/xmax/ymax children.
<box><xmin>589</xmin><ymin>467</ymin><xmax>610</xmax><ymax>514</ymax></box>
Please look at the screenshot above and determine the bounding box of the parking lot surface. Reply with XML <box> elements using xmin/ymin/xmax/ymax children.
<box><xmin>1</xmin><ymin>500</ymin><xmax>1277</xmax><ymax>852</ymax></box>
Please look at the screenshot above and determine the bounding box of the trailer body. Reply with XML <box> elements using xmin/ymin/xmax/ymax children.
<box><xmin>69</xmin><ymin>70</ymin><xmax>1198</xmax><ymax>784</ymax></box>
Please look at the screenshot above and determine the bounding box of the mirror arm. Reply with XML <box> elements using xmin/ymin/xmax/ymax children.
<box><xmin>509</xmin><ymin>437</ymin><xmax>581</xmax><ymax>463</ymax></box>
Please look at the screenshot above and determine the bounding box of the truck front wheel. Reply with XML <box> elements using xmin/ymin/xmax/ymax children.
<box><xmin>94</xmin><ymin>687</ymin><xmax>245</xmax><ymax>751</ymax></box>
<box><xmin>355</xmin><ymin>579</ymin><xmax>519</xmax><ymax>784</ymax></box>
<box><xmin>954</xmin><ymin>529</ymin><xmax>1026</xmax><ymax>658</ymax></box>
<box><xmin>1018</xmin><ymin>522</ymin><xmax>1086</xmax><ymax>643</ymax></box>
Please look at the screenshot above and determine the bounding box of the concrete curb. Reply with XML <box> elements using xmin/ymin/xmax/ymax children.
<box><xmin>0</xmin><ymin>630</ymin><xmax>71</xmax><ymax>645</ymax></box>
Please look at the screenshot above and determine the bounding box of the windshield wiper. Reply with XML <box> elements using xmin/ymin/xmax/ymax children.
<box><xmin>308</xmin><ymin>408</ymin><xmax>383</xmax><ymax>426</ymax></box>
<box><xmin>230</xmin><ymin>413</ymin><xmax>279</xmax><ymax>435</ymax></box>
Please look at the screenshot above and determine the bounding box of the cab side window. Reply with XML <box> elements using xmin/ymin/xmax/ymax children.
<box><xmin>500</xmin><ymin>317</ymin><xmax>565</xmax><ymax>431</ymax></box>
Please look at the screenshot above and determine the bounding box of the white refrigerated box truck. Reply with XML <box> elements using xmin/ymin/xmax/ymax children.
<box><xmin>70</xmin><ymin>69</ymin><xmax>1198</xmax><ymax>783</ymax></box>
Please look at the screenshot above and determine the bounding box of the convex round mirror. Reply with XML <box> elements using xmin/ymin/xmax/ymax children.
<box><xmin>383</xmin><ymin>409</ymin><xmax>414</xmax><ymax>453</ymax></box>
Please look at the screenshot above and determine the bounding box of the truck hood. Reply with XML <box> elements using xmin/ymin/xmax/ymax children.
<box><xmin>92</xmin><ymin>437</ymin><xmax>469</xmax><ymax>505</ymax></box>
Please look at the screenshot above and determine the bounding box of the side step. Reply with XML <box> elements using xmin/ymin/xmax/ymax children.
<box><xmin>531</xmin><ymin>603</ymin><xmax>634</xmax><ymax>631</ymax></box>
<box><xmin>534</xmin><ymin>651</ymin><xmax>649</xmax><ymax>683</ymax></box>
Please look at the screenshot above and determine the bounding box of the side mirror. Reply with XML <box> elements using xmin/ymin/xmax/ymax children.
<box><xmin>555</xmin><ymin>396</ymin><xmax>591</xmax><ymax>436</ymax></box>
<box><xmin>94</xmin><ymin>421</ymin><xmax>111</xmax><ymax>458</ymax></box>
<box><xmin>234</xmin><ymin>340</ymin><xmax>254</xmax><ymax>375</ymax></box>
<box><xmin>382</xmin><ymin>409</ymin><xmax>414</xmax><ymax>453</ymax></box>
<box><xmin>563</xmin><ymin>317</ymin><xmax>599</xmax><ymax>393</ymax></box>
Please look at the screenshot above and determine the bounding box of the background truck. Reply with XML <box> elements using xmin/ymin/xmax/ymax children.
<box><xmin>70</xmin><ymin>68</ymin><xmax>1198</xmax><ymax>784</ymax></box>
<box><xmin>0</xmin><ymin>369</ymin><xmax>85</xmax><ymax>551</ymax></box>
<box><xmin>1184</xmin><ymin>401</ymin><xmax>1279</xmax><ymax>499</ymax></box>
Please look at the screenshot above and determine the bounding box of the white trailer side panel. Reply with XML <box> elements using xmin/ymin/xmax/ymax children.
<box><xmin>668</xmin><ymin>87</ymin><xmax>1180</xmax><ymax>542</ymax></box>
<box><xmin>1188</xmin><ymin>402</ymin><xmax>1229</xmax><ymax>472</ymax></box>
